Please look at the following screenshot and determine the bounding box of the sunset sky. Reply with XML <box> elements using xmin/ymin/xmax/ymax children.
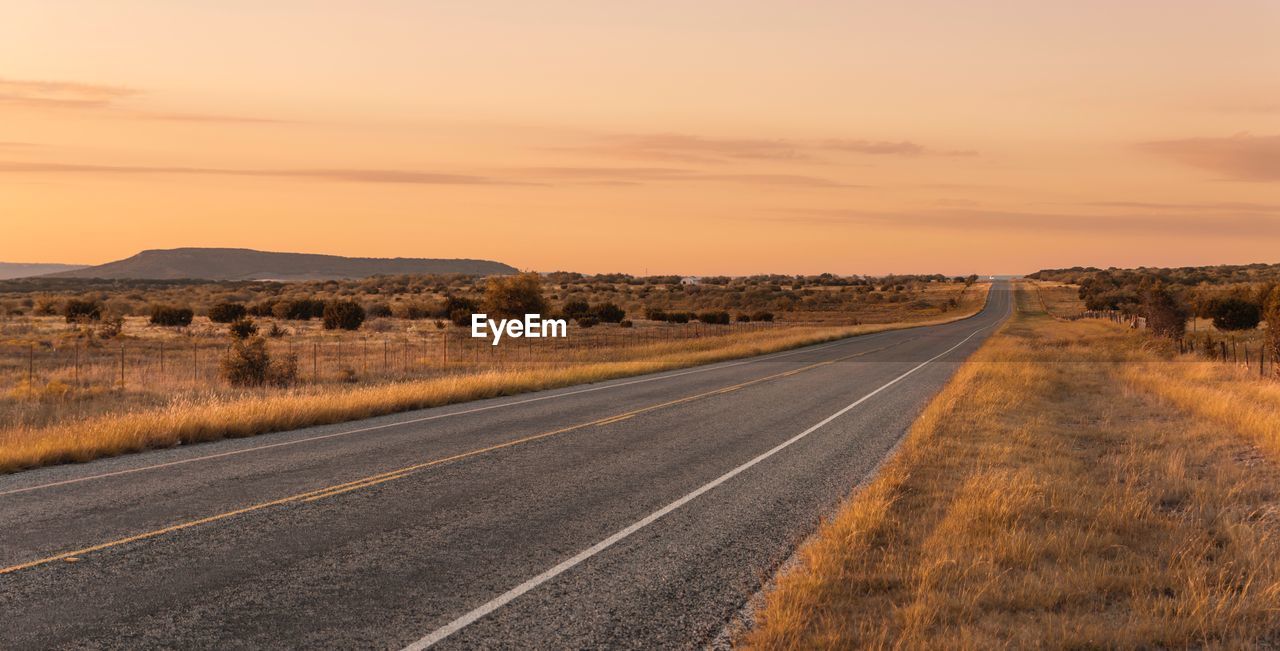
<box><xmin>2</xmin><ymin>1</ymin><xmax>1278</xmax><ymax>275</ymax></box>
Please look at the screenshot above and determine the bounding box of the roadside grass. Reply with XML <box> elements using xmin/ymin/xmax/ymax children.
<box><xmin>0</xmin><ymin>292</ymin><xmax>990</xmax><ymax>473</ymax></box>
<box><xmin>744</xmin><ymin>283</ymin><xmax>1280</xmax><ymax>649</ymax></box>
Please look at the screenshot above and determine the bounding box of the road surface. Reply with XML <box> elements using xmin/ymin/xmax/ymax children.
<box><xmin>0</xmin><ymin>282</ymin><xmax>1011</xmax><ymax>649</ymax></box>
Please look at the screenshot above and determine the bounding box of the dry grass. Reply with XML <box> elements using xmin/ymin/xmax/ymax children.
<box><xmin>0</xmin><ymin>290</ymin><xmax>990</xmax><ymax>473</ymax></box>
<box><xmin>744</xmin><ymin>283</ymin><xmax>1280</xmax><ymax>649</ymax></box>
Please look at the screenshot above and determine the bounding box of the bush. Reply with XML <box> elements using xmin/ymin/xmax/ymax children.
<box><xmin>322</xmin><ymin>301</ymin><xmax>365</xmax><ymax>331</ymax></box>
<box><xmin>207</xmin><ymin>302</ymin><xmax>247</xmax><ymax>323</ymax></box>
<box><xmin>1265</xmin><ymin>286</ymin><xmax>1280</xmax><ymax>372</ymax></box>
<box><xmin>1143</xmin><ymin>284</ymin><xmax>1187</xmax><ymax>340</ymax></box>
<box><xmin>366</xmin><ymin>302</ymin><xmax>393</xmax><ymax>318</ymax></box>
<box><xmin>619</xmin><ymin>319</ymin><xmax>633</xmax><ymax>328</ymax></box>
<box><xmin>562</xmin><ymin>300</ymin><xmax>591</xmax><ymax>319</ymax></box>
<box><xmin>576</xmin><ymin>316</ymin><xmax>599</xmax><ymax>328</ymax></box>
<box><xmin>736</xmin><ymin>313</ymin><xmax>751</xmax><ymax>322</ymax></box>
<box><xmin>644</xmin><ymin>307</ymin><xmax>668</xmax><ymax>321</ymax></box>
<box><xmin>750</xmin><ymin>311</ymin><xmax>774</xmax><ymax>322</ymax></box>
<box><xmin>63</xmin><ymin>299</ymin><xmax>102</xmax><ymax>323</ymax></box>
<box><xmin>395</xmin><ymin>302</ymin><xmax>432</xmax><ymax>320</ymax></box>
<box><xmin>229</xmin><ymin>318</ymin><xmax>259</xmax><ymax>339</ymax></box>
<box><xmin>149</xmin><ymin>305</ymin><xmax>194</xmax><ymax>327</ymax></box>
<box><xmin>668</xmin><ymin>311</ymin><xmax>691</xmax><ymax>324</ymax></box>
<box><xmin>266</xmin><ymin>322</ymin><xmax>288</xmax><ymax>338</ymax></box>
<box><xmin>220</xmin><ymin>337</ymin><xmax>297</xmax><ymax>387</ymax></box>
<box><xmin>482</xmin><ymin>272</ymin><xmax>548</xmax><ymax>319</ymax></box>
<box><xmin>273</xmin><ymin>299</ymin><xmax>325</xmax><ymax>321</ymax></box>
<box><xmin>450</xmin><ymin>308</ymin><xmax>473</xmax><ymax>327</ymax></box>
<box><xmin>1205</xmin><ymin>297</ymin><xmax>1261</xmax><ymax>331</ymax></box>
<box><xmin>697</xmin><ymin>310</ymin><xmax>731</xmax><ymax>325</ymax></box>
<box><xmin>590</xmin><ymin>302</ymin><xmax>626</xmax><ymax>323</ymax></box>
<box><xmin>443</xmin><ymin>295</ymin><xmax>477</xmax><ymax>325</ymax></box>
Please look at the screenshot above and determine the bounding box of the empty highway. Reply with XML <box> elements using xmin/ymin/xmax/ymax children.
<box><xmin>0</xmin><ymin>282</ymin><xmax>1011</xmax><ymax>649</ymax></box>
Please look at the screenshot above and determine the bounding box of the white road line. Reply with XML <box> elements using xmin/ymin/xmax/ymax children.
<box><xmin>401</xmin><ymin>321</ymin><xmax>997</xmax><ymax>650</ymax></box>
<box><xmin>0</xmin><ymin>330</ymin><xmax>893</xmax><ymax>497</ymax></box>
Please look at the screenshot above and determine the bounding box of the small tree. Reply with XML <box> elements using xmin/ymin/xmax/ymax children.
<box><xmin>229</xmin><ymin>318</ymin><xmax>259</xmax><ymax>339</ymax></box>
<box><xmin>590</xmin><ymin>302</ymin><xmax>625</xmax><ymax>323</ymax></box>
<box><xmin>207</xmin><ymin>302</ymin><xmax>247</xmax><ymax>323</ymax></box>
<box><xmin>1265</xmin><ymin>286</ymin><xmax>1280</xmax><ymax>373</ymax></box>
<box><xmin>322</xmin><ymin>301</ymin><xmax>365</xmax><ymax>331</ymax></box>
<box><xmin>1143</xmin><ymin>284</ymin><xmax>1188</xmax><ymax>340</ymax></box>
<box><xmin>1205</xmin><ymin>297</ymin><xmax>1261</xmax><ymax>331</ymax></box>
<box><xmin>562</xmin><ymin>299</ymin><xmax>591</xmax><ymax>320</ymax></box>
<box><xmin>150</xmin><ymin>305</ymin><xmax>194</xmax><ymax>327</ymax></box>
<box><xmin>220</xmin><ymin>337</ymin><xmax>297</xmax><ymax>387</ymax></box>
<box><xmin>63</xmin><ymin>299</ymin><xmax>102</xmax><ymax>323</ymax></box>
<box><xmin>482</xmin><ymin>272</ymin><xmax>548</xmax><ymax>319</ymax></box>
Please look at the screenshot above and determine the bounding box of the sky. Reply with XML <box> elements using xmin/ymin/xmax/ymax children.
<box><xmin>1</xmin><ymin>0</ymin><xmax>1278</xmax><ymax>275</ymax></box>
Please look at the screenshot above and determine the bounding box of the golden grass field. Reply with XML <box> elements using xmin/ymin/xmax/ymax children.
<box><xmin>0</xmin><ymin>285</ymin><xmax>989</xmax><ymax>473</ymax></box>
<box><xmin>745</xmin><ymin>282</ymin><xmax>1280</xmax><ymax>649</ymax></box>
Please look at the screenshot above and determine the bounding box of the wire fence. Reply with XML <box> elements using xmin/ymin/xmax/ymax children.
<box><xmin>2</xmin><ymin>321</ymin><xmax>787</xmax><ymax>395</ymax></box>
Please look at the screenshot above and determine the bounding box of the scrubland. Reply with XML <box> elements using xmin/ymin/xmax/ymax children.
<box><xmin>746</xmin><ymin>282</ymin><xmax>1280</xmax><ymax>649</ymax></box>
<box><xmin>0</xmin><ymin>282</ymin><xmax>988</xmax><ymax>473</ymax></box>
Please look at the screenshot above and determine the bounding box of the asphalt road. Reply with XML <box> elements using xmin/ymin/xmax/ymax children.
<box><xmin>0</xmin><ymin>282</ymin><xmax>1011</xmax><ymax>650</ymax></box>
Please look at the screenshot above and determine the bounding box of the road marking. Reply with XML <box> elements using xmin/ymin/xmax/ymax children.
<box><xmin>401</xmin><ymin>323</ymin><xmax>995</xmax><ymax>650</ymax></box>
<box><xmin>0</xmin><ymin>338</ymin><xmax>913</xmax><ymax>576</ymax></box>
<box><xmin>0</xmin><ymin>330</ymin><xmax>890</xmax><ymax>498</ymax></box>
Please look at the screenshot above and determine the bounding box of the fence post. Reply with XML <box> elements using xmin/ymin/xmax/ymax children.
<box><xmin>119</xmin><ymin>343</ymin><xmax>125</xmax><ymax>389</ymax></box>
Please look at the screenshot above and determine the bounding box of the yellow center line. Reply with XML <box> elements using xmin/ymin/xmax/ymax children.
<box><xmin>0</xmin><ymin>338</ymin><xmax>913</xmax><ymax>576</ymax></box>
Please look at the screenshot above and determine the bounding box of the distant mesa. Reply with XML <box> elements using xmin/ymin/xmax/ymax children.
<box><xmin>0</xmin><ymin>262</ymin><xmax>89</xmax><ymax>280</ymax></box>
<box><xmin>40</xmin><ymin>248</ymin><xmax>518</xmax><ymax>281</ymax></box>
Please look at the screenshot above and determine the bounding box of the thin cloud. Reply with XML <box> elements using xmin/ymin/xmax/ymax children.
<box><xmin>0</xmin><ymin>77</ymin><xmax>290</xmax><ymax>124</ymax></box>
<box><xmin>770</xmin><ymin>207</ymin><xmax>1279</xmax><ymax>237</ymax></box>
<box><xmin>0</xmin><ymin>161</ymin><xmax>502</xmax><ymax>185</ymax></box>
<box><xmin>511</xmin><ymin>166</ymin><xmax>852</xmax><ymax>187</ymax></box>
<box><xmin>556</xmin><ymin>132</ymin><xmax>975</xmax><ymax>164</ymax></box>
<box><xmin>132</xmin><ymin>112</ymin><xmax>297</xmax><ymax>124</ymax></box>
<box><xmin>1082</xmin><ymin>200</ymin><xmax>1280</xmax><ymax>214</ymax></box>
<box><xmin>0</xmin><ymin>78</ymin><xmax>138</xmax><ymax>109</ymax></box>
<box><xmin>1136</xmin><ymin>133</ymin><xmax>1280</xmax><ymax>181</ymax></box>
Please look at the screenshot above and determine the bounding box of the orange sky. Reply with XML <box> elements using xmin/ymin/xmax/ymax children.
<box><xmin>1</xmin><ymin>1</ymin><xmax>1278</xmax><ymax>275</ymax></box>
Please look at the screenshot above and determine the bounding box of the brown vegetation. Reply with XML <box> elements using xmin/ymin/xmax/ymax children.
<box><xmin>745</xmin><ymin>283</ymin><xmax>1280</xmax><ymax>649</ymax></box>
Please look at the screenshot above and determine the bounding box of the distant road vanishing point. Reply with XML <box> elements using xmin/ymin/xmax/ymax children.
<box><xmin>0</xmin><ymin>283</ymin><xmax>1012</xmax><ymax>649</ymax></box>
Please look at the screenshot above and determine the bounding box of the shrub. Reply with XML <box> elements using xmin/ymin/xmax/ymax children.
<box><xmin>266</xmin><ymin>322</ymin><xmax>288</xmax><ymax>338</ymax></box>
<box><xmin>450</xmin><ymin>308</ymin><xmax>473</xmax><ymax>327</ymax></box>
<box><xmin>619</xmin><ymin>319</ymin><xmax>633</xmax><ymax>328</ymax></box>
<box><xmin>1265</xmin><ymin>286</ymin><xmax>1280</xmax><ymax>372</ymax></box>
<box><xmin>395</xmin><ymin>302</ymin><xmax>432</xmax><ymax>320</ymax></box>
<box><xmin>443</xmin><ymin>295</ymin><xmax>477</xmax><ymax>325</ymax></box>
<box><xmin>697</xmin><ymin>310</ymin><xmax>731</xmax><ymax>325</ymax></box>
<box><xmin>590</xmin><ymin>302</ymin><xmax>626</xmax><ymax>323</ymax></box>
<box><xmin>562</xmin><ymin>300</ymin><xmax>591</xmax><ymax>319</ymax></box>
<box><xmin>229</xmin><ymin>318</ymin><xmax>259</xmax><ymax>339</ymax></box>
<box><xmin>644</xmin><ymin>307</ymin><xmax>668</xmax><ymax>321</ymax></box>
<box><xmin>750</xmin><ymin>311</ymin><xmax>774</xmax><ymax>322</ymax></box>
<box><xmin>63</xmin><ymin>299</ymin><xmax>102</xmax><ymax>323</ymax></box>
<box><xmin>220</xmin><ymin>337</ymin><xmax>296</xmax><ymax>387</ymax></box>
<box><xmin>576</xmin><ymin>316</ymin><xmax>599</xmax><ymax>328</ymax></box>
<box><xmin>322</xmin><ymin>301</ymin><xmax>365</xmax><ymax>331</ymax></box>
<box><xmin>1205</xmin><ymin>297</ymin><xmax>1261</xmax><ymax>331</ymax></box>
<box><xmin>366</xmin><ymin>302</ymin><xmax>393</xmax><ymax>318</ymax></box>
<box><xmin>149</xmin><ymin>305</ymin><xmax>194</xmax><ymax>327</ymax></box>
<box><xmin>482</xmin><ymin>272</ymin><xmax>548</xmax><ymax>319</ymax></box>
<box><xmin>207</xmin><ymin>302</ymin><xmax>247</xmax><ymax>323</ymax></box>
<box><xmin>1143</xmin><ymin>284</ymin><xmax>1187</xmax><ymax>340</ymax></box>
<box><xmin>736</xmin><ymin>313</ymin><xmax>751</xmax><ymax>322</ymax></box>
<box><xmin>273</xmin><ymin>299</ymin><xmax>325</xmax><ymax>321</ymax></box>
<box><xmin>668</xmin><ymin>311</ymin><xmax>691</xmax><ymax>324</ymax></box>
